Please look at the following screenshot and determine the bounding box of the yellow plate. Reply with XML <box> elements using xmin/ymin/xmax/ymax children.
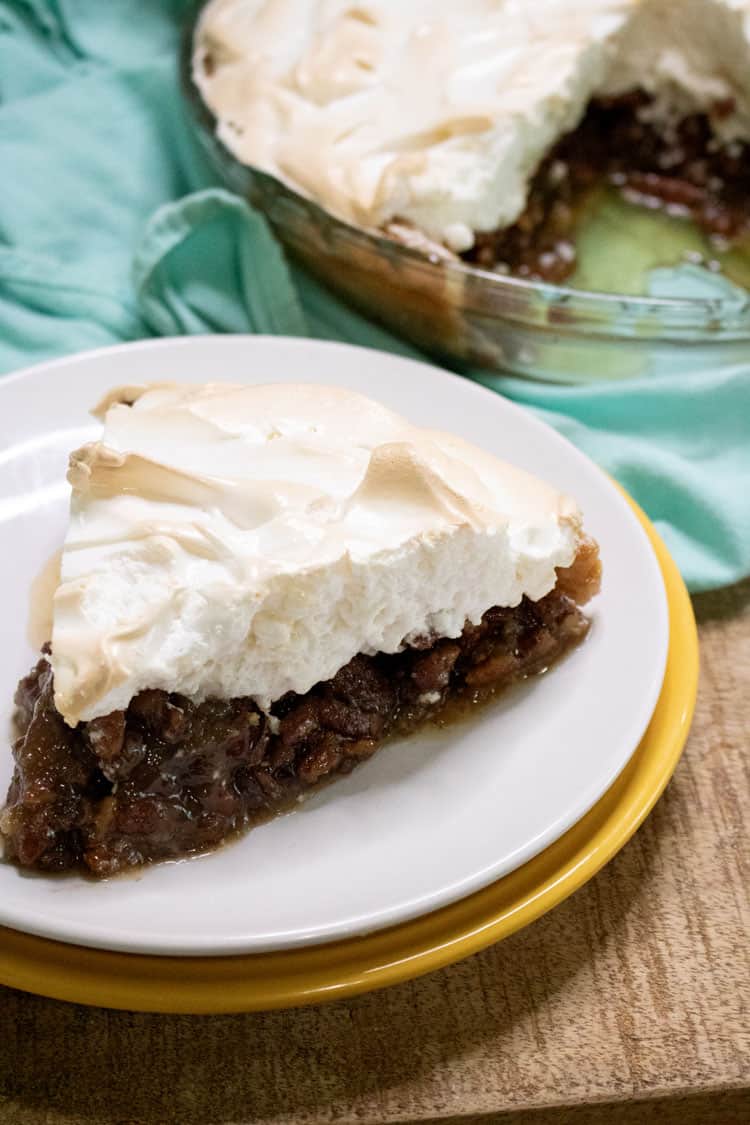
<box><xmin>0</xmin><ymin>495</ymin><xmax>697</xmax><ymax>1013</ymax></box>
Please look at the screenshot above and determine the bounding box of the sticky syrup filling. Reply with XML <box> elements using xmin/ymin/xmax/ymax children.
<box><xmin>1</xmin><ymin>542</ymin><xmax>600</xmax><ymax>877</ymax></box>
<box><xmin>460</xmin><ymin>92</ymin><xmax>750</xmax><ymax>283</ymax></box>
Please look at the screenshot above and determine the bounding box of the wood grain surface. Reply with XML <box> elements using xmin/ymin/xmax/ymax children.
<box><xmin>0</xmin><ymin>582</ymin><xmax>748</xmax><ymax>1125</ymax></box>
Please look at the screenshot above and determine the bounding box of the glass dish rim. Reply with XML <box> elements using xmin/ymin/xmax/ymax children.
<box><xmin>181</xmin><ymin>3</ymin><xmax>750</xmax><ymax>342</ymax></box>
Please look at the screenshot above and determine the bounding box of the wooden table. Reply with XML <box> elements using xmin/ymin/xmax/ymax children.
<box><xmin>0</xmin><ymin>582</ymin><xmax>747</xmax><ymax>1125</ymax></box>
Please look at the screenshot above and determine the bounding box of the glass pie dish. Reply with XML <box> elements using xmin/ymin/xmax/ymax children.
<box><xmin>180</xmin><ymin>6</ymin><xmax>750</xmax><ymax>384</ymax></box>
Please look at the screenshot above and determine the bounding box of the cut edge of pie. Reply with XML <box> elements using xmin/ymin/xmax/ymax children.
<box><xmin>1</xmin><ymin>538</ymin><xmax>600</xmax><ymax>878</ymax></box>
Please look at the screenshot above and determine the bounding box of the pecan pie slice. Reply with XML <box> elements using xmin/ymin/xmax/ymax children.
<box><xmin>2</xmin><ymin>383</ymin><xmax>600</xmax><ymax>875</ymax></box>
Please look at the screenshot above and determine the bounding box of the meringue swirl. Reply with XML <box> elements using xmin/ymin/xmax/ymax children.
<box><xmin>51</xmin><ymin>382</ymin><xmax>583</xmax><ymax>724</ymax></box>
<box><xmin>193</xmin><ymin>0</ymin><xmax>750</xmax><ymax>251</ymax></box>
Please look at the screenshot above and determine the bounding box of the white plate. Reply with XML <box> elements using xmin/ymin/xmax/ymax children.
<box><xmin>0</xmin><ymin>337</ymin><xmax>668</xmax><ymax>956</ymax></box>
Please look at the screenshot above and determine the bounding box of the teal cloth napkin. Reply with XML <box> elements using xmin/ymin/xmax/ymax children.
<box><xmin>2</xmin><ymin>1</ymin><xmax>749</xmax><ymax>592</ymax></box>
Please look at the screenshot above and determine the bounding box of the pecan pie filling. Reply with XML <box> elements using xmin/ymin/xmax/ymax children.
<box><xmin>463</xmin><ymin>93</ymin><xmax>750</xmax><ymax>283</ymax></box>
<box><xmin>2</xmin><ymin>545</ymin><xmax>599</xmax><ymax>877</ymax></box>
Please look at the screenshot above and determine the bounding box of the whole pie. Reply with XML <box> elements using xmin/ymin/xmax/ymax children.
<box><xmin>1</xmin><ymin>382</ymin><xmax>600</xmax><ymax>875</ymax></box>
<box><xmin>193</xmin><ymin>0</ymin><xmax>750</xmax><ymax>282</ymax></box>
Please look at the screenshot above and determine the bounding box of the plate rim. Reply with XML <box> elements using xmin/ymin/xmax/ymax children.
<box><xmin>0</xmin><ymin>335</ymin><xmax>669</xmax><ymax>955</ymax></box>
<box><xmin>0</xmin><ymin>333</ymin><xmax>670</xmax><ymax>958</ymax></box>
<box><xmin>0</xmin><ymin>487</ymin><xmax>697</xmax><ymax>1012</ymax></box>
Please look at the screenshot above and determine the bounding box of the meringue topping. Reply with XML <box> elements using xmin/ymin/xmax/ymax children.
<box><xmin>50</xmin><ymin>382</ymin><xmax>584</xmax><ymax>724</ymax></box>
<box><xmin>193</xmin><ymin>0</ymin><xmax>750</xmax><ymax>252</ymax></box>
